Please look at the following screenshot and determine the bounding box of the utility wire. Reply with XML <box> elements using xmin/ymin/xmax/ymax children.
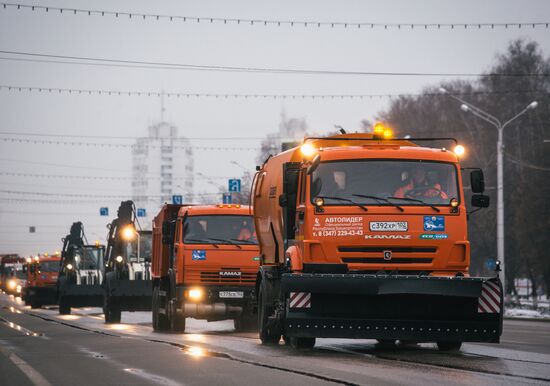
<box><xmin>0</xmin><ymin>137</ymin><xmax>261</xmax><ymax>151</ymax></box>
<box><xmin>0</xmin><ymin>131</ymin><xmax>275</xmax><ymax>141</ymax></box>
<box><xmin>0</xmin><ymin>172</ymin><xmax>232</xmax><ymax>181</ymax></box>
<box><xmin>1</xmin><ymin>84</ymin><xmax>548</xmax><ymax>99</ymax></box>
<box><xmin>1</xmin><ymin>2</ymin><xmax>547</xmax><ymax>30</ymax></box>
<box><xmin>0</xmin><ymin>189</ymin><xmax>219</xmax><ymax>199</ymax></box>
<box><xmin>1</xmin><ymin>50</ymin><xmax>548</xmax><ymax>77</ymax></box>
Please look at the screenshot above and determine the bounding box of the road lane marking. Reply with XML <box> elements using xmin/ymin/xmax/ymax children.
<box><xmin>0</xmin><ymin>345</ymin><xmax>53</xmax><ymax>386</ymax></box>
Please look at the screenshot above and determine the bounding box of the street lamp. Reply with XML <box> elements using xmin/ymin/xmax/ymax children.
<box><xmin>440</xmin><ymin>88</ymin><xmax>538</xmax><ymax>292</ymax></box>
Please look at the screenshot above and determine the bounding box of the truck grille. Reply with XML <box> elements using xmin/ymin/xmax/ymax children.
<box><xmin>342</xmin><ymin>257</ymin><xmax>433</xmax><ymax>264</ymax></box>
<box><xmin>338</xmin><ymin>246</ymin><xmax>436</xmax><ymax>253</ymax></box>
<box><xmin>199</xmin><ymin>270</ymin><xmax>256</xmax><ymax>284</ymax></box>
<box><xmin>339</xmin><ymin>246</ymin><xmax>435</xmax><ymax>265</ymax></box>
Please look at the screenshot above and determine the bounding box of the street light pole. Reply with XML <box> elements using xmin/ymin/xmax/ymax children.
<box><xmin>440</xmin><ymin>88</ymin><xmax>537</xmax><ymax>293</ymax></box>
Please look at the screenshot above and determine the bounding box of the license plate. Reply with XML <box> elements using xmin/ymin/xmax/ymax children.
<box><xmin>370</xmin><ymin>221</ymin><xmax>408</xmax><ymax>232</ymax></box>
<box><xmin>219</xmin><ymin>291</ymin><xmax>244</xmax><ymax>299</ymax></box>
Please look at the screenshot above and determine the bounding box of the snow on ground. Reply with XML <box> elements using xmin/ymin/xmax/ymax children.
<box><xmin>505</xmin><ymin>307</ymin><xmax>550</xmax><ymax>320</ymax></box>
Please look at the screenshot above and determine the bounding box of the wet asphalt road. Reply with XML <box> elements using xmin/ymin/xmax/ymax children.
<box><xmin>0</xmin><ymin>292</ymin><xmax>549</xmax><ymax>386</ymax></box>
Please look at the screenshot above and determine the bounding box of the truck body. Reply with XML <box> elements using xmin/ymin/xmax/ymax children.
<box><xmin>22</xmin><ymin>254</ymin><xmax>61</xmax><ymax>308</ymax></box>
<box><xmin>0</xmin><ymin>255</ymin><xmax>26</xmax><ymax>295</ymax></box>
<box><xmin>253</xmin><ymin>131</ymin><xmax>501</xmax><ymax>350</ymax></box>
<box><xmin>151</xmin><ymin>204</ymin><xmax>260</xmax><ymax>332</ymax></box>
<box><xmin>56</xmin><ymin>222</ymin><xmax>106</xmax><ymax>314</ymax></box>
<box><xmin>103</xmin><ymin>200</ymin><xmax>153</xmax><ymax>323</ymax></box>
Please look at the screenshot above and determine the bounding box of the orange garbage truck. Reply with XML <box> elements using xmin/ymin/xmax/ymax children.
<box><xmin>252</xmin><ymin>128</ymin><xmax>500</xmax><ymax>350</ymax></box>
<box><xmin>151</xmin><ymin>204</ymin><xmax>260</xmax><ymax>332</ymax></box>
<box><xmin>22</xmin><ymin>253</ymin><xmax>61</xmax><ymax>308</ymax></box>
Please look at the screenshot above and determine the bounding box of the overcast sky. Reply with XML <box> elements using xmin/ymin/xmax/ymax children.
<box><xmin>1</xmin><ymin>0</ymin><xmax>549</xmax><ymax>255</ymax></box>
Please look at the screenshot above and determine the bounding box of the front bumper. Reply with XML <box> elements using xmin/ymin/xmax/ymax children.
<box><xmin>175</xmin><ymin>285</ymin><xmax>255</xmax><ymax>320</ymax></box>
<box><xmin>106</xmin><ymin>279</ymin><xmax>152</xmax><ymax>311</ymax></box>
<box><xmin>26</xmin><ymin>286</ymin><xmax>57</xmax><ymax>305</ymax></box>
<box><xmin>59</xmin><ymin>284</ymin><xmax>104</xmax><ymax>308</ymax></box>
<box><xmin>281</xmin><ymin>273</ymin><xmax>503</xmax><ymax>343</ymax></box>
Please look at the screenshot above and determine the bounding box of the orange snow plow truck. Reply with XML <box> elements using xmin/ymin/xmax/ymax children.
<box><xmin>253</xmin><ymin>128</ymin><xmax>502</xmax><ymax>351</ymax></box>
<box><xmin>152</xmin><ymin>204</ymin><xmax>260</xmax><ymax>332</ymax></box>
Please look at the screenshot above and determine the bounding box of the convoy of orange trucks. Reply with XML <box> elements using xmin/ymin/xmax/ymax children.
<box><xmin>22</xmin><ymin>253</ymin><xmax>61</xmax><ymax>308</ymax></box>
<box><xmin>252</xmin><ymin>128</ymin><xmax>500</xmax><ymax>350</ymax></box>
<box><xmin>151</xmin><ymin>204</ymin><xmax>259</xmax><ymax>332</ymax></box>
<box><xmin>0</xmin><ymin>254</ymin><xmax>26</xmax><ymax>295</ymax></box>
<box><xmin>0</xmin><ymin>124</ymin><xmax>503</xmax><ymax>354</ymax></box>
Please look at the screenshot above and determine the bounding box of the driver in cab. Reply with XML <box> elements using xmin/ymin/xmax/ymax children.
<box><xmin>393</xmin><ymin>166</ymin><xmax>448</xmax><ymax>199</ymax></box>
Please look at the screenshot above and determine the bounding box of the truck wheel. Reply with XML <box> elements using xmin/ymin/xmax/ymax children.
<box><xmin>58</xmin><ymin>298</ymin><xmax>71</xmax><ymax>315</ymax></box>
<box><xmin>30</xmin><ymin>301</ymin><xmax>41</xmax><ymax>309</ymax></box>
<box><xmin>290</xmin><ymin>337</ymin><xmax>316</xmax><ymax>350</ymax></box>
<box><xmin>234</xmin><ymin>314</ymin><xmax>257</xmax><ymax>332</ymax></box>
<box><xmin>258</xmin><ymin>284</ymin><xmax>281</xmax><ymax>344</ymax></box>
<box><xmin>437</xmin><ymin>341</ymin><xmax>462</xmax><ymax>352</ymax></box>
<box><xmin>169</xmin><ymin>299</ymin><xmax>186</xmax><ymax>332</ymax></box>
<box><xmin>104</xmin><ymin>295</ymin><xmax>121</xmax><ymax>324</ymax></box>
<box><xmin>153</xmin><ymin>285</ymin><xmax>169</xmax><ymax>332</ymax></box>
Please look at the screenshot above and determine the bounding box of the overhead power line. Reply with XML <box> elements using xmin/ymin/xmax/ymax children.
<box><xmin>0</xmin><ymin>136</ymin><xmax>261</xmax><ymax>151</ymax></box>
<box><xmin>0</xmin><ymin>131</ymin><xmax>276</xmax><ymax>141</ymax></box>
<box><xmin>0</xmin><ymin>172</ymin><xmax>232</xmax><ymax>181</ymax></box>
<box><xmin>0</xmin><ymin>51</ymin><xmax>548</xmax><ymax>77</ymax></box>
<box><xmin>0</xmin><ymin>84</ymin><xmax>548</xmax><ymax>99</ymax></box>
<box><xmin>0</xmin><ymin>189</ymin><xmax>220</xmax><ymax>199</ymax></box>
<box><xmin>1</xmin><ymin>2</ymin><xmax>548</xmax><ymax>30</ymax></box>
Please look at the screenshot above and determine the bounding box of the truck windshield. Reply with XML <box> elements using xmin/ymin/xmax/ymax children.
<box><xmin>184</xmin><ymin>215</ymin><xmax>258</xmax><ymax>245</ymax></box>
<box><xmin>74</xmin><ymin>247</ymin><xmax>103</xmax><ymax>270</ymax></box>
<box><xmin>311</xmin><ymin>160</ymin><xmax>459</xmax><ymax>206</ymax></box>
<box><xmin>125</xmin><ymin>232</ymin><xmax>152</xmax><ymax>262</ymax></box>
<box><xmin>39</xmin><ymin>261</ymin><xmax>60</xmax><ymax>272</ymax></box>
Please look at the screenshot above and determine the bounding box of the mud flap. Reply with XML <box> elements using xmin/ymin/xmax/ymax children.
<box><xmin>281</xmin><ymin>273</ymin><xmax>502</xmax><ymax>343</ymax></box>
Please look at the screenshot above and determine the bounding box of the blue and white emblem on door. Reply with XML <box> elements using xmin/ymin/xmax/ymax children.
<box><xmin>424</xmin><ymin>216</ymin><xmax>445</xmax><ymax>231</ymax></box>
<box><xmin>192</xmin><ymin>250</ymin><xmax>206</xmax><ymax>260</ymax></box>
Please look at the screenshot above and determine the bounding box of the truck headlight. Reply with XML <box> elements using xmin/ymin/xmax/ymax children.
<box><xmin>66</xmin><ymin>264</ymin><xmax>73</xmax><ymax>270</ymax></box>
<box><xmin>16</xmin><ymin>285</ymin><xmax>22</xmax><ymax>293</ymax></box>
<box><xmin>115</xmin><ymin>256</ymin><xmax>124</xmax><ymax>263</ymax></box>
<box><xmin>8</xmin><ymin>280</ymin><xmax>16</xmax><ymax>290</ymax></box>
<box><xmin>187</xmin><ymin>288</ymin><xmax>204</xmax><ymax>301</ymax></box>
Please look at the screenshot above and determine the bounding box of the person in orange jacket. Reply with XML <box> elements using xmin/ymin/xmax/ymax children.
<box><xmin>393</xmin><ymin>166</ymin><xmax>448</xmax><ymax>200</ymax></box>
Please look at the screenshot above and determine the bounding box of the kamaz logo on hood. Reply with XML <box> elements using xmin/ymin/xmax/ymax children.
<box><xmin>365</xmin><ymin>235</ymin><xmax>411</xmax><ymax>240</ymax></box>
<box><xmin>219</xmin><ymin>271</ymin><xmax>241</xmax><ymax>278</ymax></box>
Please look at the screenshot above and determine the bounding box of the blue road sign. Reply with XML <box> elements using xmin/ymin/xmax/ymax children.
<box><xmin>228</xmin><ymin>179</ymin><xmax>241</xmax><ymax>192</ymax></box>
<box><xmin>136</xmin><ymin>208</ymin><xmax>146</xmax><ymax>217</ymax></box>
<box><xmin>172</xmin><ymin>195</ymin><xmax>183</xmax><ymax>205</ymax></box>
<box><xmin>100</xmin><ymin>207</ymin><xmax>109</xmax><ymax>216</ymax></box>
<box><xmin>222</xmin><ymin>193</ymin><xmax>232</xmax><ymax>204</ymax></box>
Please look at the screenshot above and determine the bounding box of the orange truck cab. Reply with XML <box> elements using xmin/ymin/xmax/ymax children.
<box><xmin>152</xmin><ymin>204</ymin><xmax>260</xmax><ymax>332</ymax></box>
<box><xmin>22</xmin><ymin>254</ymin><xmax>61</xmax><ymax>308</ymax></box>
<box><xmin>0</xmin><ymin>255</ymin><xmax>26</xmax><ymax>296</ymax></box>
<box><xmin>253</xmin><ymin>130</ymin><xmax>501</xmax><ymax>350</ymax></box>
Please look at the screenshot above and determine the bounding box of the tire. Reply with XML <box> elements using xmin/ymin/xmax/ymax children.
<box><xmin>257</xmin><ymin>283</ymin><xmax>280</xmax><ymax>345</ymax></box>
<box><xmin>104</xmin><ymin>292</ymin><xmax>121</xmax><ymax>324</ymax></box>
<box><xmin>169</xmin><ymin>298</ymin><xmax>186</xmax><ymax>333</ymax></box>
<box><xmin>437</xmin><ymin>341</ymin><xmax>462</xmax><ymax>352</ymax></box>
<box><xmin>290</xmin><ymin>337</ymin><xmax>316</xmax><ymax>350</ymax></box>
<box><xmin>152</xmin><ymin>285</ymin><xmax>169</xmax><ymax>332</ymax></box>
<box><xmin>234</xmin><ymin>314</ymin><xmax>258</xmax><ymax>332</ymax></box>
<box><xmin>30</xmin><ymin>301</ymin><xmax>41</xmax><ymax>309</ymax></box>
<box><xmin>58</xmin><ymin>298</ymin><xmax>71</xmax><ymax>315</ymax></box>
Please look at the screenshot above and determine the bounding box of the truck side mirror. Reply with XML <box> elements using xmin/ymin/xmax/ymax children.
<box><xmin>279</xmin><ymin>194</ymin><xmax>288</xmax><ymax>207</ymax></box>
<box><xmin>29</xmin><ymin>264</ymin><xmax>36</xmax><ymax>274</ymax></box>
<box><xmin>470</xmin><ymin>170</ymin><xmax>485</xmax><ymax>193</ymax></box>
<box><xmin>22</xmin><ymin>265</ymin><xmax>27</xmax><ymax>273</ymax></box>
<box><xmin>471</xmin><ymin>194</ymin><xmax>490</xmax><ymax>208</ymax></box>
<box><xmin>307</xmin><ymin>154</ymin><xmax>321</xmax><ymax>175</ymax></box>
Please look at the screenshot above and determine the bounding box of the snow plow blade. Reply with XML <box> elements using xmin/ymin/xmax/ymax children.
<box><xmin>281</xmin><ymin>273</ymin><xmax>503</xmax><ymax>343</ymax></box>
<box><xmin>106</xmin><ymin>279</ymin><xmax>152</xmax><ymax>311</ymax></box>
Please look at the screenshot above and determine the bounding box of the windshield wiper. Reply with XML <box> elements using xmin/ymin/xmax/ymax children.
<box><xmin>317</xmin><ymin>196</ymin><xmax>368</xmax><ymax>212</ymax></box>
<box><xmin>352</xmin><ymin>194</ymin><xmax>404</xmax><ymax>212</ymax></box>
<box><xmin>230</xmin><ymin>238</ymin><xmax>257</xmax><ymax>245</ymax></box>
<box><xmin>185</xmin><ymin>238</ymin><xmax>219</xmax><ymax>248</ymax></box>
<box><xmin>207</xmin><ymin>238</ymin><xmax>242</xmax><ymax>249</ymax></box>
<box><xmin>387</xmin><ymin>196</ymin><xmax>440</xmax><ymax>212</ymax></box>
